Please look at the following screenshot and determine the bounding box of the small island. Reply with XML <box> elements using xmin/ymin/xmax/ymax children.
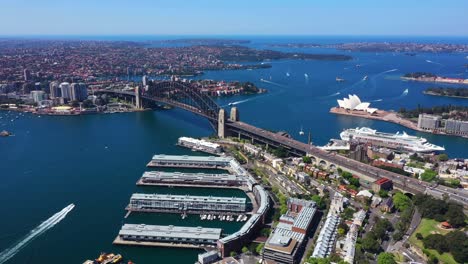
<box><xmin>402</xmin><ymin>72</ymin><xmax>468</xmax><ymax>85</ymax></box>
<box><xmin>423</xmin><ymin>87</ymin><xmax>468</xmax><ymax>99</ymax></box>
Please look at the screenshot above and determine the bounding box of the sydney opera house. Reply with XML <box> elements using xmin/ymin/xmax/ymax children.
<box><xmin>337</xmin><ymin>94</ymin><xmax>378</xmax><ymax>114</ymax></box>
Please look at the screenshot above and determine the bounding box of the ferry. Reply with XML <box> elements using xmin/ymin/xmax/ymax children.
<box><xmin>340</xmin><ymin>127</ymin><xmax>445</xmax><ymax>153</ymax></box>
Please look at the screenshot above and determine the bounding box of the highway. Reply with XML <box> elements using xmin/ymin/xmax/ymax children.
<box><xmin>228</xmin><ymin>121</ymin><xmax>468</xmax><ymax>207</ymax></box>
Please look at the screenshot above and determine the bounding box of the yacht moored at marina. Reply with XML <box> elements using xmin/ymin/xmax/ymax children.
<box><xmin>340</xmin><ymin>127</ymin><xmax>445</xmax><ymax>153</ymax></box>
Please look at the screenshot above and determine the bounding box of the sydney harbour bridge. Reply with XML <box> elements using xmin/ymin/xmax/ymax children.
<box><xmin>96</xmin><ymin>80</ymin><xmax>468</xmax><ymax>207</ymax></box>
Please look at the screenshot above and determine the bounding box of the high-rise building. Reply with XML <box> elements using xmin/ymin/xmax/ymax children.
<box><xmin>49</xmin><ymin>81</ymin><xmax>61</xmax><ymax>98</ymax></box>
<box><xmin>445</xmin><ymin>119</ymin><xmax>468</xmax><ymax>136</ymax></box>
<box><xmin>24</xmin><ymin>69</ymin><xmax>31</xmax><ymax>81</ymax></box>
<box><xmin>142</xmin><ymin>75</ymin><xmax>148</xmax><ymax>86</ymax></box>
<box><xmin>59</xmin><ymin>82</ymin><xmax>71</xmax><ymax>100</ymax></box>
<box><xmin>31</xmin><ymin>90</ymin><xmax>46</xmax><ymax>103</ymax></box>
<box><xmin>417</xmin><ymin>114</ymin><xmax>441</xmax><ymax>130</ymax></box>
<box><xmin>70</xmin><ymin>83</ymin><xmax>88</xmax><ymax>101</ymax></box>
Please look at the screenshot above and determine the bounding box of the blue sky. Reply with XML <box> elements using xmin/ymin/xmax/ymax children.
<box><xmin>1</xmin><ymin>0</ymin><xmax>467</xmax><ymax>36</ymax></box>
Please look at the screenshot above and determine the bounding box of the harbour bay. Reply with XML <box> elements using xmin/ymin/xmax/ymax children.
<box><xmin>1</xmin><ymin>36</ymin><xmax>468</xmax><ymax>263</ymax></box>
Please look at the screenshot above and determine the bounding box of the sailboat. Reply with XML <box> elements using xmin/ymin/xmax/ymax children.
<box><xmin>299</xmin><ymin>126</ymin><xmax>305</xmax><ymax>136</ymax></box>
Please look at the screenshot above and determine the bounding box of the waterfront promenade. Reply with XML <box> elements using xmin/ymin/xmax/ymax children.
<box><xmin>329</xmin><ymin>107</ymin><xmax>419</xmax><ymax>131</ymax></box>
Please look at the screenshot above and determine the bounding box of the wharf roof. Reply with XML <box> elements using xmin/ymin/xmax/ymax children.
<box><xmin>131</xmin><ymin>193</ymin><xmax>246</xmax><ymax>204</ymax></box>
<box><xmin>119</xmin><ymin>224</ymin><xmax>222</xmax><ymax>240</ymax></box>
<box><xmin>142</xmin><ymin>171</ymin><xmax>241</xmax><ymax>181</ymax></box>
<box><xmin>151</xmin><ymin>154</ymin><xmax>232</xmax><ymax>163</ymax></box>
<box><xmin>178</xmin><ymin>137</ymin><xmax>220</xmax><ymax>149</ymax></box>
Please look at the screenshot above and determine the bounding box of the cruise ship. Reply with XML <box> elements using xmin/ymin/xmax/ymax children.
<box><xmin>340</xmin><ymin>127</ymin><xmax>445</xmax><ymax>153</ymax></box>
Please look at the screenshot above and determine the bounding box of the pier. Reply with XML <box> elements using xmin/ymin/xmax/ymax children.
<box><xmin>126</xmin><ymin>193</ymin><xmax>248</xmax><ymax>215</ymax></box>
<box><xmin>114</xmin><ymin>224</ymin><xmax>222</xmax><ymax>248</ymax></box>
<box><xmin>137</xmin><ymin>171</ymin><xmax>246</xmax><ymax>188</ymax></box>
<box><xmin>147</xmin><ymin>154</ymin><xmax>232</xmax><ymax>169</ymax></box>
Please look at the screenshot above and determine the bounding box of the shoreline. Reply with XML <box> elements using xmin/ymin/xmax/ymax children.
<box><xmin>401</xmin><ymin>76</ymin><xmax>468</xmax><ymax>85</ymax></box>
<box><xmin>329</xmin><ymin>107</ymin><xmax>468</xmax><ymax>139</ymax></box>
<box><xmin>422</xmin><ymin>91</ymin><xmax>468</xmax><ymax>99</ymax></box>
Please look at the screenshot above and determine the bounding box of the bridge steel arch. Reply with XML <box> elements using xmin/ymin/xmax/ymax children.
<box><xmin>96</xmin><ymin>81</ymin><xmax>222</xmax><ymax>129</ymax></box>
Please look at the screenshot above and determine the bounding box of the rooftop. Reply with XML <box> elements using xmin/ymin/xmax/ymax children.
<box><xmin>119</xmin><ymin>224</ymin><xmax>222</xmax><ymax>241</ymax></box>
<box><xmin>151</xmin><ymin>154</ymin><xmax>232</xmax><ymax>163</ymax></box>
<box><xmin>131</xmin><ymin>193</ymin><xmax>246</xmax><ymax>204</ymax></box>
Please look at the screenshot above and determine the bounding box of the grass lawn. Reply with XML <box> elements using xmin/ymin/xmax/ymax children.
<box><xmin>409</xmin><ymin>218</ymin><xmax>456</xmax><ymax>264</ymax></box>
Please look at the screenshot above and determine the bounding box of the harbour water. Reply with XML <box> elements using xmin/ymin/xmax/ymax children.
<box><xmin>1</xmin><ymin>36</ymin><xmax>468</xmax><ymax>263</ymax></box>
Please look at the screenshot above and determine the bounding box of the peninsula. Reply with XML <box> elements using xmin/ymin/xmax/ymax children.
<box><xmin>269</xmin><ymin>42</ymin><xmax>468</xmax><ymax>53</ymax></box>
<box><xmin>423</xmin><ymin>87</ymin><xmax>468</xmax><ymax>99</ymax></box>
<box><xmin>402</xmin><ymin>72</ymin><xmax>468</xmax><ymax>85</ymax></box>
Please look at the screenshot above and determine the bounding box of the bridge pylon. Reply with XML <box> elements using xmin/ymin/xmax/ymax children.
<box><xmin>135</xmin><ymin>86</ymin><xmax>142</xmax><ymax>109</ymax></box>
<box><xmin>218</xmin><ymin>109</ymin><xmax>226</xmax><ymax>138</ymax></box>
<box><xmin>230</xmin><ymin>107</ymin><xmax>239</xmax><ymax>122</ymax></box>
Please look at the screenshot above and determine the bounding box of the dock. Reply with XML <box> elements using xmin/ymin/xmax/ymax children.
<box><xmin>146</xmin><ymin>154</ymin><xmax>232</xmax><ymax>169</ymax></box>
<box><xmin>113</xmin><ymin>236</ymin><xmax>215</xmax><ymax>250</ymax></box>
<box><xmin>136</xmin><ymin>171</ymin><xmax>246</xmax><ymax>188</ymax></box>
<box><xmin>114</xmin><ymin>224</ymin><xmax>222</xmax><ymax>249</ymax></box>
<box><xmin>127</xmin><ymin>193</ymin><xmax>248</xmax><ymax>214</ymax></box>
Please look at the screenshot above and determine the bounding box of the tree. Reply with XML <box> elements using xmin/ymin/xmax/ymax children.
<box><xmin>362</xmin><ymin>234</ymin><xmax>380</xmax><ymax>253</ymax></box>
<box><xmin>302</xmin><ymin>156</ymin><xmax>312</xmax><ymax>164</ymax></box>
<box><xmin>260</xmin><ymin>228</ymin><xmax>271</xmax><ymax>237</ymax></box>
<box><xmin>393</xmin><ymin>192</ymin><xmax>412</xmax><ymax>212</ymax></box>
<box><xmin>437</xmin><ymin>154</ymin><xmax>449</xmax><ymax>162</ymax></box>
<box><xmin>230</xmin><ymin>251</ymin><xmax>237</xmax><ymax>257</ymax></box>
<box><xmin>445</xmin><ymin>203</ymin><xmax>466</xmax><ymax>228</ymax></box>
<box><xmin>307</xmin><ymin>257</ymin><xmax>331</xmax><ymax>264</ymax></box>
<box><xmin>377</xmin><ymin>252</ymin><xmax>396</xmax><ymax>264</ymax></box>
<box><xmin>82</xmin><ymin>99</ymin><xmax>94</xmax><ymax>108</ymax></box>
<box><xmin>416</xmin><ymin>233</ymin><xmax>423</xmax><ymax>240</ymax></box>
<box><xmin>311</xmin><ymin>195</ymin><xmax>326</xmax><ymax>210</ymax></box>
<box><xmin>378</xmin><ymin>190</ymin><xmax>389</xmax><ymax>198</ymax></box>
<box><xmin>241</xmin><ymin>246</ymin><xmax>249</xmax><ymax>254</ymax></box>
<box><xmin>423</xmin><ymin>234</ymin><xmax>449</xmax><ymax>254</ymax></box>
<box><xmin>420</xmin><ymin>169</ymin><xmax>438</xmax><ymax>182</ymax></box>
<box><xmin>255</xmin><ymin>243</ymin><xmax>264</xmax><ymax>255</ymax></box>
<box><xmin>445</xmin><ymin>231</ymin><xmax>468</xmax><ymax>263</ymax></box>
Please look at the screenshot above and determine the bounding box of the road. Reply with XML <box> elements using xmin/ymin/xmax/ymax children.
<box><xmin>228</xmin><ymin>121</ymin><xmax>468</xmax><ymax>207</ymax></box>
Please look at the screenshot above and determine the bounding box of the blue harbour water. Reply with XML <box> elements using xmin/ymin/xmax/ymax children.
<box><xmin>0</xmin><ymin>36</ymin><xmax>468</xmax><ymax>264</ymax></box>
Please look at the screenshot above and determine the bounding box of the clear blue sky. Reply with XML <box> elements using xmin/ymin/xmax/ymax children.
<box><xmin>2</xmin><ymin>0</ymin><xmax>468</xmax><ymax>36</ymax></box>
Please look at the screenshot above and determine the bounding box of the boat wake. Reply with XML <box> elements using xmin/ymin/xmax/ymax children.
<box><xmin>0</xmin><ymin>204</ymin><xmax>75</xmax><ymax>264</ymax></box>
<box><xmin>326</xmin><ymin>92</ymin><xmax>341</xmax><ymax>97</ymax></box>
<box><xmin>371</xmin><ymin>99</ymin><xmax>383</xmax><ymax>102</ymax></box>
<box><xmin>401</xmin><ymin>88</ymin><xmax>409</xmax><ymax>96</ymax></box>
<box><xmin>222</xmin><ymin>98</ymin><xmax>252</xmax><ymax>107</ymax></box>
<box><xmin>260</xmin><ymin>78</ymin><xmax>288</xmax><ymax>88</ymax></box>
<box><xmin>378</xmin><ymin>68</ymin><xmax>398</xmax><ymax>75</ymax></box>
<box><xmin>426</xmin><ymin>59</ymin><xmax>444</xmax><ymax>66</ymax></box>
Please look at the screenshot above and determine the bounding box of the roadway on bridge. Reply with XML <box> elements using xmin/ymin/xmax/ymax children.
<box><xmin>229</xmin><ymin>121</ymin><xmax>468</xmax><ymax>206</ymax></box>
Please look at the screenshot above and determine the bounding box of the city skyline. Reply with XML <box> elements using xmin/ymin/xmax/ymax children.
<box><xmin>1</xmin><ymin>0</ymin><xmax>468</xmax><ymax>36</ymax></box>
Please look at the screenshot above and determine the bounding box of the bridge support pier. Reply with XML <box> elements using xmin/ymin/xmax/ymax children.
<box><xmin>230</xmin><ymin>107</ymin><xmax>239</xmax><ymax>122</ymax></box>
<box><xmin>218</xmin><ymin>109</ymin><xmax>226</xmax><ymax>138</ymax></box>
<box><xmin>135</xmin><ymin>86</ymin><xmax>142</xmax><ymax>110</ymax></box>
